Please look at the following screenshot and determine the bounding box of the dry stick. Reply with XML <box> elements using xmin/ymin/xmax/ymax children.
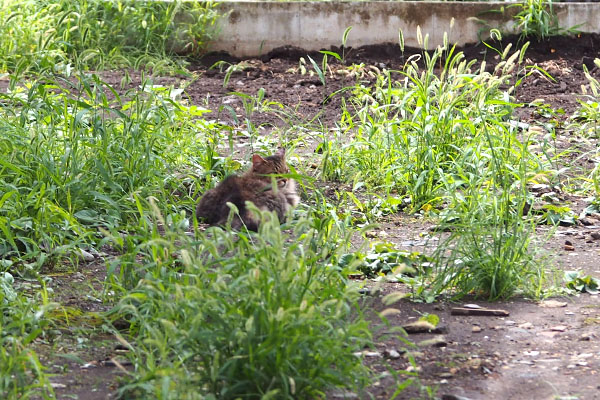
<box><xmin>450</xmin><ymin>307</ymin><xmax>510</xmax><ymax>317</ymax></box>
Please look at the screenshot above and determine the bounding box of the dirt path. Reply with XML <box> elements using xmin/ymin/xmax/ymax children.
<box><xmin>365</xmin><ymin>278</ymin><xmax>600</xmax><ymax>399</ymax></box>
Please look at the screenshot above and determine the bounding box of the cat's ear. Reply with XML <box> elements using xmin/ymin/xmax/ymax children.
<box><xmin>252</xmin><ymin>154</ymin><xmax>266</xmax><ymax>168</ymax></box>
<box><xmin>275</xmin><ymin>147</ymin><xmax>286</xmax><ymax>158</ymax></box>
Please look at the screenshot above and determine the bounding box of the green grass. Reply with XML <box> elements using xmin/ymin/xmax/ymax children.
<box><xmin>107</xmin><ymin>205</ymin><xmax>373</xmax><ymax>399</ymax></box>
<box><xmin>0</xmin><ymin>4</ymin><xmax>223</xmax><ymax>397</ymax></box>
<box><xmin>0</xmin><ymin>0</ymin><xmax>219</xmax><ymax>75</ymax></box>
<box><xmin>510</xmin><ymin>0</ymin><xmax>580</xmax><ymax>41</ymax></box>
<box><xmin>427</xmin><ymin>133</ymin><xmax>545</xmax><ymax>300</ymax></box>
<box><xmin>321</xmin><ymin>44</ymin><xmax>529</xmax><ymax>210</ymax></box>
<box><xmin>0</xmin><ymin>74</ymin><xmax>225</xmax><ymax>268</ymax></box>
<box><xmin>1</xmin><ymin>272</ymin><xmax>56</xmax><ymax>399</ymax></box>
<box><xmin>316</xmin><ymin>40</ymin><xmax>558</xmax><ymax>300</ymax></box>
<box><xmin>571</xmin><ymin>60</ymin><xmax>600</xmax><ymax>202</ymax></box>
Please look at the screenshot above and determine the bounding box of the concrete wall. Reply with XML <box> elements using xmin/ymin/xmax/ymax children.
<box><xmin>210</xmin><ymin>1</ymin><xmax>600</xmax><ymax>57</ymax></box>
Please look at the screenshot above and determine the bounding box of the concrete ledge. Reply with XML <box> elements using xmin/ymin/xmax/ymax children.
<box><xmin>211</xmin><ymin>1</ymin><xmax>600</xmax><ymax>57</ymax></box>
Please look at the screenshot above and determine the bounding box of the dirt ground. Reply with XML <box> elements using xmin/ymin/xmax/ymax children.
<box><xmin>37</xmin><ymin>34</ymin><xmax>600</xmax><ymax>399</ymax></box>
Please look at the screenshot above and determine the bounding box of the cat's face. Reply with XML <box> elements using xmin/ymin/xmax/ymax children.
<box><xmin>251</xmin><ymin>148</ymin><xmax>289</xmax><ymax>177</ymax></box>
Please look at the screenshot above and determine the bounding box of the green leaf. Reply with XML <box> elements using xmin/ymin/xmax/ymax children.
<box><xmin>342</xmin><ymin>26</ymin><xmax>353</xmax><ymax>47</ymax></box>
<box><xmin>319</xmin><ymin>50</ymin><xmax>341</xmax><ymax>61</ymax></box>
<box><xmin>306</xmin><ymin>55</ymin><xmax>325</xmax><ymax>86</ymax></box>
<box><xmin>419</xmin><ymin>313</ymin><xmax>439</xmax><ymax>327</ymax></box>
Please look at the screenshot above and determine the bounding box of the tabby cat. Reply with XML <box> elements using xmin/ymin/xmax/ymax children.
<box><xmin>196</xmin><ymin>148</ymin><xmax>300</xmax><ymax>231</ymax></box>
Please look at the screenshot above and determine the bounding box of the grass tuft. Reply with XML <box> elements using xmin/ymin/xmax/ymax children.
<box><xmin>107</xmin><ymin>206</ymin><xmax>373</xmax><ymax>399</ymax></box>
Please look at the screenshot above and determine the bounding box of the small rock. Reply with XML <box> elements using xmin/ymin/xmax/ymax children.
<box><xmin>88</xmin><ymin>247</ymin><xmax>103</xmax><ymax>257</ymax></box>
<box><xmin>564</xmin><ymin>244</ymin><xmax>575</xmax><ymax>251</ymax></box>
<box><xmin>539</xmin><ymin>300</ymin><xmax>567</xmax><ymax>308</ymax></box>
<box><xmin>404</xmin><ymin>351</ymin><xmax>424</xmax><ymax>359</ymax></box>
<box><xmin>580</xmin><ymin>217</ymin><xmax>594</xmax><ymax>226</ymax></box>
<box><xmin>518</xmin><ymin>360</ymin><xmax>535</xmax><ymax>365</ymax></box>
<box><xmin>75</xmin><ymin>249</ymin><xmax>95</xmax><ymax>262</ymax></box>
<box><xmin>530</xmin><ymin>183</ymin><xmax>551</xmax><ymax>194</ymax></box>
<box><xmin>505</xmin><ymin>320</ymin><xmax>516</xmax><ymax>326</ymax></box>
<box><xmin>222</xmin><ymin>95</ymin><xmax>238</xmax><ymax>104</ymax></box>
<box><xmin>384</xmin><ymin>349</ymin><xmax>402</xmax><ymax>359</ymax></box>
<box><xmin>331</xmin><ymin>391</ymin><xmax>359</xmax><ymax>399</ymax></box>
<box><xmin>579</xmin><ymin>333</ymin><xmax>594</xmax><ymax>341</ymax></box>
<box><xmin>418</xmin><ymin>336</ymin><xmax>448</xmax><ymax>347</ymax></box>
<box><xmin>441</xmin><ymin>395</ymin><xmax>473</xmax><ymax>400</ymax></box>
<box><xmin>472</xmin><ymin>326</ymin><xmax>482</xmax><ymax>333</ymax></box>
<box><xmin>50</xmin><ymin>382</ymin><xmax>67</xmax><ymax>389</ymax></box>
<box><xmin>363</xmin><ymin>351</ymin><xmax>381</xmax><ymax>357</ymax></box>
<box><xmin>550</xmin><ymin>325</ymin><xmax>567</xmax><ymax>332</ymax></box>
<box><xmin>591</xmin><ymin>232</ymin><xmax>600</xmax><ymax>240</ymax></box>
<box><xmin>518</xmin><ymin>322</ymin><xmax>534</xmax><ymax>329</ymax></box>
<box><xmin>402</xmin><ymin>320</ymin><xmax>436</xmax><ymax>333</ymax></box>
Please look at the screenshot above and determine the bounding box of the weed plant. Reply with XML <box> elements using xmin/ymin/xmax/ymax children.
<box><xmin>0</xmin><ymin>0</ymin><xmax>219</xmax><ymax>75</ymax></box>
<box><xmin>571</xmin><ymin>60</ymin><xmax>600</xmax><ymax>196</ymax></box>
<box><xmin>574</xmin><ymin>60</ymin><xmax>600</xmax><ymax>139</ymax></box>
<box><xmin>511</xmin><ymin>0</ymin><xmax>559</xmax><ymax>41</ymax></box>
<box><xmin>319</xmin><ymin>39</ymin><xmax>553</xmax><ymax>300</ymax></box>
<box><xmin>510</xmin><ymin>0</ymin><xmax>580</xmax><ymax>41</ymax></box>
<box><xmin>106</xmin><ymin>204</ymin><xmax>372</xmax><ymax>399</ymax></box>
<box><xmin>322</xmin><ymin>43</ymin><xmax>531</xmax><ymax>211</ymax></box>
<box><xmin>426</xmin><ymin>126</ymin><xmax>545</xmax><ymax>301</ymax></box>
